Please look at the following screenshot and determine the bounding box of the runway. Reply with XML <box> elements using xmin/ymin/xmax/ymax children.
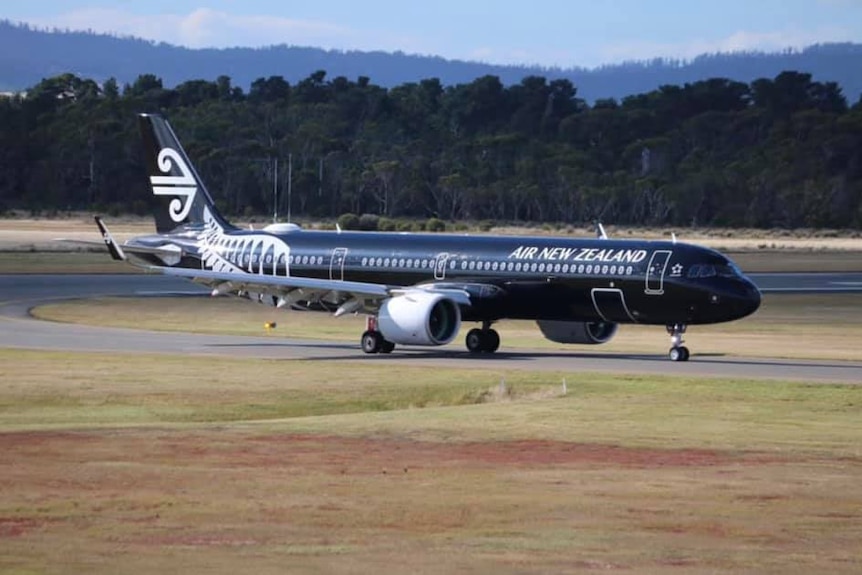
<box><xmin>1</xmin><ymin>274</ymin><xmax>861</xmax><ymax>383</ymax></box>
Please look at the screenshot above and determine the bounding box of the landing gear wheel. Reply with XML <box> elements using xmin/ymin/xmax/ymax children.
<box><xmin>361</xmin><ymin>330</ymin><xmax>383</xmax><ymax>354</ymax></box>
<box><xmin>666</xmin><ymin>324</ymin><xmax>689</xmax><ymax>362</ymax></box>
<box><xmin>484</xmin><ymin>329</ymin><xmax>500</xmax><ymax>353</ymax></box>
<box><xmin>379</xmin><ymin>340</ymin><xmax>396</xmax><ymax>354</ymax></box>
<box><xmin>466</xmin><ymin>328</ymin><xmax>485</xmax><ymax>354</ymax></box>
<box><xmin>465</xmin><ymin>328</ymin><xmax>500</xmax><ymax>354</ymax></box>
<box><xmin>669</xmin><ymin>346</ymin><xmax>690</xmax><ymax>362</ymax></box>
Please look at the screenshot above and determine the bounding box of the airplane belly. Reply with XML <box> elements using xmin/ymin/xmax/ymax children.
<box><xmin>486</xmin><ymin>281</ymin><xmax>603</xmax><ymax>322</ymax></box>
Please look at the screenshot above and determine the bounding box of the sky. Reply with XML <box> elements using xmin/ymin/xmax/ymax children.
<box><xmin>4</xmin><ymin>0</ymin><xmax>862</xmax><ymax>69</ymax></box>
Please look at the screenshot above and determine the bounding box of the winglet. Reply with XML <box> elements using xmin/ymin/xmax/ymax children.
<box><xmin>94</xmin><ymin>216</ymin><xmax>126</xmax><ymax>261</ymax></box>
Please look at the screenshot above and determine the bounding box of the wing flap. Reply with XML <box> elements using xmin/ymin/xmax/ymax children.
<box><xmin>152</xmin><ymin>266</ymin><xmax>474</xmax><ymax>310</ymax></box>
<box><xmin>156</xmin><ymin>266</ymin><xmax>391</xmax><ymax>298</ymax></box>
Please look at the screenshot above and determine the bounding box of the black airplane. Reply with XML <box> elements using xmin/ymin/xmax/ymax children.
<box><xmin>85</xmin><ymin>113</ymin><xmax>763</xmax><ymax>362</ymax></box>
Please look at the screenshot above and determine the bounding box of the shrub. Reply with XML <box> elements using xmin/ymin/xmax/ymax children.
<box><xmin>426</xmin><ymin>217</ymin><xmax>446</xmax><ymax>232</ymax></box>
<box><xmin>378</xmin><ymin>217</ymin><xmax>397</xmax><ymax>231</ymax></box>
<box><xmin>358</xmin><ymin>213</ymin><xmax>380</xmax><ymax>231</ymax></box>
<box><xmin>337</xmin><ymin>212</ymin><xmax>360</xmax><ymax>230</ymax></box>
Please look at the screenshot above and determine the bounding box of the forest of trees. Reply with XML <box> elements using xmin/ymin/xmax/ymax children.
<box><xmin>1</xmin><ymin>69</ymin><xmax>861</xmax><ymax>229</ymax></box>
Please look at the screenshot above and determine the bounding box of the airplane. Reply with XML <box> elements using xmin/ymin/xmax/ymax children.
<box><xmin>80</xmin><ymin>113</ymin><xmax>763</xmax><ymax>362</ymax></box>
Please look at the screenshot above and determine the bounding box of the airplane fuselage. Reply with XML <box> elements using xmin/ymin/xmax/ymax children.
<box><xmin>132</xmin><ymin>227</ymin><xmax>761</xmax><ymax>327</ymax></box>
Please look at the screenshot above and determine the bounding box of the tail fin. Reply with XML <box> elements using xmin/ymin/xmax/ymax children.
<box><xmin>138</xmin><ymin>113</ymin><xmax>235</xmax><ymax>234</ymax></box>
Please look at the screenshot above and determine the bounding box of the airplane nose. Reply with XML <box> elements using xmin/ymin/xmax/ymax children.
<box><xmin>739</xmin><ymin>280</ymin><xmax>761</xmax><ymax>318</ymax></box>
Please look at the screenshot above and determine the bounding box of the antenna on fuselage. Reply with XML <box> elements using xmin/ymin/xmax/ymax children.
<box><xmin>671</xmin><ymin>232</ymin><xmax>677</xmax><ymax>244</ymax></box>
<box><xmin>596</xmin><ymin>222</ymin><xmax>608</xmax><ymax>240</ymax></box>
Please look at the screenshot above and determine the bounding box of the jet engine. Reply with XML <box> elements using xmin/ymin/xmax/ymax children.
<box><xmin>378</xmin><ymin>292</ymin><xmax>461</xmax><ymax>346</ymax></box>
<box><xmin>536</xmin><ymin>320</ymin><xmax>618</xmax><ymax>345</ymax></box>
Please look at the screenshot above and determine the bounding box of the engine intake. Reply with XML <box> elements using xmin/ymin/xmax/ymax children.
<box><xmin>536</xmin><ymin>320</ymin><xmax>618</xmax><ymax>345</ymax></box>
<box><xmin>378</xmin><ymin>292</ymin><xmax>461</xmax><ymax>346</ymax></box>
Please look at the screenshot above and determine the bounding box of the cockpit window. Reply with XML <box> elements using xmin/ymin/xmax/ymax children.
<box><xmin>715</xmin><ymin>264</ymin><xmax>739</xmax><ymax>278</ymax></box>
<box><xmin>688</xmin><ymin>264</ymin><xmax>714</xmax><ymax>278</ymax></box>
<box><xmin>688</xmin><ymin>262</ymin><xmax>741</xmax><ymax>279</ymax></box>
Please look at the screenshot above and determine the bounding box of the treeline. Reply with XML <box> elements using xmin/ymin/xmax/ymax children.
<box><xmin>1</xmin><ymin>70</ymin><xmax>861</xmax><ymax>228</ymax></box>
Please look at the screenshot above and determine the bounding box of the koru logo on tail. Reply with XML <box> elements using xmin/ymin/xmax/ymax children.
<box><xmin>150</xmin><ymin>148</ymin><xmax>197</xmax><ymax>223</ymax></box>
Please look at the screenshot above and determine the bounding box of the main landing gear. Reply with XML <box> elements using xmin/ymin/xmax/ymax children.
<box><xmin>666</xmin><ymin>323</ymin><xmax>690</xmax><ymax>362</ymax></box>
<box><xmin>465</xmin><ymin>322</ymin><xmax>500</xmax><ymax>354</ymax></box>
<box><xmin>361</xmin><ymin>316</ymin><xmax>395</xmax><ymax>354</ymax></box>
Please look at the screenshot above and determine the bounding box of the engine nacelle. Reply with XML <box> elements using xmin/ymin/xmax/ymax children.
<box><xmin>536</xmin><ymin>320</ymin><xmax>618</xmax><ymax>345</ymax></box>
<box><xmin>378</xmin><ymin>292</ymin><xmax>461</xmax><ymax>346</ymax></box>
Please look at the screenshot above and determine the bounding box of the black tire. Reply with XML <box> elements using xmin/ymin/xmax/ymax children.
<box><xmin>669</xmin><ymin>346</ymin><xmax>691</xmax><ymax>362</ymax></box>
<box><xmin>465</xmin><ymin>328</ymin><xmax>485</xmax><ymax>353</ymax></box>
<box><xmin>483</xmin><ymin>329</ymin><xmax>500</xmax><ymax>353</ymax></box>
<box><xmin>380</xmin><ymin>340</ymin><xmax>396</xmax><ymax>354</ymax></box>
<box><xmin>361</xmin><ymin>330</ymin><xmax>382</xmax><ymax>354</ymax></box>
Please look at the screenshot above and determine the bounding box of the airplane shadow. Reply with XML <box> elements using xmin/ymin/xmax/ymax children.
<box><xmin>210</xmin><ymin>341</ymin><xmax>357</xmax><ymax>351</ymax></box>
<box><xmin>206</xmin><ymin>341</ymin><xmax>862</xmax><ymax>373</ymax></box>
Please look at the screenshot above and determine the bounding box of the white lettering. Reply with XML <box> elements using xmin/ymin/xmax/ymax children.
<box><xmin>575</xmin><ymin>248</ymin><xmax>596</xmax><ymax>262</ymax></box>
<box><xmin>508</xmin><ymin>246</ymin><xmax>539</xmax><ymax>259</ymax></box>
<box><xmin>510</xmin><ymin>245</ymin><xmax>649</xmax><ymax>264</ymax></box>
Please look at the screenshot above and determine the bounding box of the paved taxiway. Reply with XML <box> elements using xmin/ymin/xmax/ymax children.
<box><xmin>1</xmin><ymin>274</ymin><xmax>861</xmax><ymax>383</ymax></box>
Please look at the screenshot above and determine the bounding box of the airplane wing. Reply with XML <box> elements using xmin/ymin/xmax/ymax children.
<box><xmin>152</xmin><ymin>265</ymin><xmax>472</xmax><ymax>313</ymax></box>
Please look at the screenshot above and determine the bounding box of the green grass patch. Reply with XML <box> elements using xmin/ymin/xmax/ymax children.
<box><xmin>1</xmin><ymin>349</ymin><xmax>860</xmax><ymax>456</ymax></box>
<box><xmin>0</xmin><ymin>251</ymin><xmax>141</xmax><ymax>274</ymax></box>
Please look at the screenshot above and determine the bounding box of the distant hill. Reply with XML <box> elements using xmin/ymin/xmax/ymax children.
<box><xmin>1</xmin><ymin>20</ymin><xmax>861</xmax><ymax>102</ymax></box>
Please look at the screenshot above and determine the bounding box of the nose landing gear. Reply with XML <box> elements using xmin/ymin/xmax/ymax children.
<box><xmin>666</xmin><ymin>323</ymin><xmax>690</xmax><ymax>362</ymax></box>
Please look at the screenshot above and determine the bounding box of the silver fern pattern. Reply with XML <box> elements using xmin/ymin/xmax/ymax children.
<box><xmin>197</xmin><ymin>207</ymin><xmax>291</xmax><ymax>277</ymax></box>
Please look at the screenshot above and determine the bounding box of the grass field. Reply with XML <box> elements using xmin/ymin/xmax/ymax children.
<box><xmin>1</xmin><ymin>350</ymin><xmax>861</xmax><ymax>574</ymax></box>
<box><xmin>3</xmin><ymin>223</ymin><xmax>862</xmax><ymax>572</ymax></box>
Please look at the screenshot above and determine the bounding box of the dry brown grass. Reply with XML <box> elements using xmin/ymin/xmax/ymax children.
<box><xmin>1</xmin><ymin>350</ymin><xmax>862</xmax><ymax>574</ymax></box>
<box><xmin>3</xmin><ymin>429</ymin><xmax>860</xmax><ymax>574</ymax></box>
